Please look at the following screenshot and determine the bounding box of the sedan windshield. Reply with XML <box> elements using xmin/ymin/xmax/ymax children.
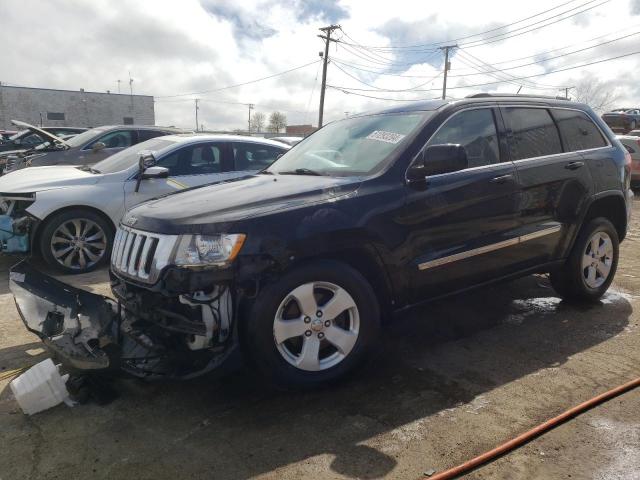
<box><xmin>64</xmin><ymin>127</ymin><xmax>109</xmax><ymax>148</ymax></box>
<box><xmin>267</xmin><ymin>112</ymin><xmax>429</xmax><ymax>176</ymax></box>
<box><xmin>92</xmin><ymin>138</ymin><xmax>177</xmax><ymax>174</ymax></box>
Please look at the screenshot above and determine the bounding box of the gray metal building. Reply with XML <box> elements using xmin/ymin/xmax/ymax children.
<box><xmin>0</xmin><ymin>84</ymin><xmax>155</xmax><ymax>129</ymax></box>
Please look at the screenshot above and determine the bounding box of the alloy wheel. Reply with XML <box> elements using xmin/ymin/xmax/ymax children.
<box><xmin>273</xmin><ymin>281</ymin><xmax>360</xmax><ymax>371</ymax></box>
<box><xmin>50</xmin><ymin>218</ymin><xmax>107</xmax><ymax>270</ymax></box>
<box><xmin>581</xmin><ymin>231</ymin><xmax>614</xmax><ymax>289</ymax></box>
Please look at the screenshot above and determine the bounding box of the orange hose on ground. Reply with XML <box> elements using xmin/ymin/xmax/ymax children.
<box><xmin>423</xmin><ymin>376</ymin><xmax>640</xmax><ymax>480</ymax></box>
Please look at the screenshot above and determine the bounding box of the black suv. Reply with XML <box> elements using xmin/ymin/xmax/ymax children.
<box><xmin>10</xmin><ymin>94</ymin><xmax>633</xmax><ymax>387</ymax></box>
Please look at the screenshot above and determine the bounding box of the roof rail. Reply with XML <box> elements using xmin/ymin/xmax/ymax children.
<box><xmin>466</xmin><ymin>93</ymin><xmax>569</xmax><ymax>101</ymax></box>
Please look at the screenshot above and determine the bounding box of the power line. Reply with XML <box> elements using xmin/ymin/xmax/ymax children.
<box><xmin>450</xmin><ymin>31</ymin><xmax>640</xmax><ymax>77</ymax></box>
<box><xmin>335</xmin><ymin>0</ymin><xmax>600</xmax><ymax>51</ymax></box>
<box><xmin>327</xmin><ymin>49</ymin><xmax>640</xmax><ymax>93</ymax></box>
<box><xmin>327</xmin><ymin>86</ymin><xmax>438</xmax><ymax>102</ymax></box>
<box><xmin>459</xmin><ymin>0</ymin><xmax>610</xmax><ymax>49</ymax></box>
<box><xmin>332</xmin><ymin>61</ymin><xmax>442</xmax><ymax>92</ymax></box>
<box><xmin>155</xmin><ymin>60</ymin><xmax>320</xmax><ymax>98</ymax></box>
<box><xmin>454</xmin><ymin>50</ymin><xmax>568</xmax><ymax>90</ymax></box>
<box><xmin>452</xmin><ymin>23</ymin><xmax>640</xmax><ymax>72</ymax></box>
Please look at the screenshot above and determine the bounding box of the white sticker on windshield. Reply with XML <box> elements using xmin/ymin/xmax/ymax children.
<box><xmin>366</xmin><ymin>130</ymin><xmax>406</xmax><ymax>144</ymax></box>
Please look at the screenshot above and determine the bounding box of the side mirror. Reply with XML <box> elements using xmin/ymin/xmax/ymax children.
<box><xmin>135</xmin><ymin>152</ymin><xmax>157</xmax><ymax>192</ymax></box>
<box><xmin>141</xmin><ymin>166</ymin><xmax>169</xmax><ymax>179</ymax></box>
<box><xmin>92</xmin><ymin>141</ymin><xmax>106</xmax><ymax>152</ymax></box>
<box><xmin>407</xmin><ymin>144</ymin><xmax>468</xmax><ymax>182</ymax></box>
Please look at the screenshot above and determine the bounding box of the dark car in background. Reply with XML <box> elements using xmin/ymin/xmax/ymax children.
<box><xmin>2</xmin><ymin>124</ymin><xmax>186</xmax><ymax>173</ymax></box>
<box><xmin>602</xmin><ymin>108</ymin><xmax>640</xmax><ymax>134</ymax></box>
<box><xmin>9</xmin><ymin>94</ymin><xmax>633</xmax><ymax>387</ymax></box>
<box><xmin>0</xmin><ymin>120</ymin><xmax>86</xmax><ymax>153</ymax></box>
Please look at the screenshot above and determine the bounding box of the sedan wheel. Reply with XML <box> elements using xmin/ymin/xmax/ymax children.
<box><xmin>273</xmin><ymin>281</ymin><xmax>360</xmax><ymax>372</ymax></box>
<box><xmin>50</xmin><ymin>218</ymin><xmax>107</xmax><ymax>271</ymax></box>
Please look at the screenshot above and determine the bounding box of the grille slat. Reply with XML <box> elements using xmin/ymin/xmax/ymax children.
<box><xmin>111</xmin><ymin>225</ymin><xmax>178</xmax><ymax>284</ymax></box>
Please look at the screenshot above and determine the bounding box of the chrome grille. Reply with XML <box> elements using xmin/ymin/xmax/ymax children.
<box><xmin>111</xmin><ymin>225</ymin><xmax>179</xmax><ymax>283</ymax></box>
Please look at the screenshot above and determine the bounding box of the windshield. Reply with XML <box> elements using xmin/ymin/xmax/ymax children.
<box><xmin>64</xmin><ymin>127</ymin><xmax>109</xmax><ymax>148</ymax></box>
<box><xmin>267</xmin><ymin>112</ymin><xmax>429</xmax><ymax>177</ymax></box>
<box><xmin>92</xmin><ymin>138</ymin><xmax>177</xmax><ymax>174</ymax></box>
<box><xmin>8</xmin><ymin>129</ymin><xmax>28</xmax><ymax>141</ymax></box>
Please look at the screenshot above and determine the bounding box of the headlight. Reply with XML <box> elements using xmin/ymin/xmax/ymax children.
<box><xmin>173</xmin><ymin>234</ymin><xmax>246</xmax><ymax>267</ymax></box>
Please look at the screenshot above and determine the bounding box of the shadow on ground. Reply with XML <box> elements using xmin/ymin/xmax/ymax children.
<box><xmin>0</xmin><ymin>275</ymin><xmax>633</xmax><ymax>480</ymax></box>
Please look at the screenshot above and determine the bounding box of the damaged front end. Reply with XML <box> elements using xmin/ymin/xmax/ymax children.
<box><xmin>0</xmin><ymin>193</ymin><xmax>35</xmax><ymax>253</ymax></box>
<box><xmin>9</xmin><ymin>261</ymin><xmax>239</xmax><ymax>379</ymax></box>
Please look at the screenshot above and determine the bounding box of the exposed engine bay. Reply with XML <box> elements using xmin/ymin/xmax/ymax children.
<box><xmin>9</xmin><ymin>261</ymin><xmax>238</xmax><ymax>379</ymax></box>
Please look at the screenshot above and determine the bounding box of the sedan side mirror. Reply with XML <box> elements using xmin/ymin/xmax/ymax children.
<box><xmin>407</xmin><ymin>144</ymin><xmax>468</xmax><ymax>182</ymax></box>
<box><xmin>135</xmin><ymin>152</ymin><xmax>158</xmax><ymax>192</ymax></box>
<box><xmin>141</xmin><ymin>166</ymin><xmax>169</xmax><ymax>179</ymax></box>
<box><xmin>92</xmin><ymin>141</ymin><xmax>106</xmax><ymax>152</ymax></box>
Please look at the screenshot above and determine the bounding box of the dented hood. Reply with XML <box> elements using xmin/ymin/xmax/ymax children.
<box><xmin>124</xmin><ymin>174</ymin><xmax>361</xmax><ymax>234</ymax></box>
<box><xmin>0</xmin><ymin>165</ymin><xmax>99</xmax><ymax>193</ymax></box>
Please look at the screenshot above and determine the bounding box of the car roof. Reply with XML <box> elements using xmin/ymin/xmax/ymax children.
<box><xmin>155</xmin><ymin>133</ymin><xmax>292</xmax><ymax>148</ymax></box>
<box><xmin>360</xmin><ymin>94</ymin><xmax>584</xmax><ymax>116</ymax></box>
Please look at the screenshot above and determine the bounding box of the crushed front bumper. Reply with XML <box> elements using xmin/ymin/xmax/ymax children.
<box><xmin>10</xmin><ymin>261</ymin><xmax>119</xmax><ymax>371</ymax></box>
<box><xmin>9</xmin><ymin>262</ymin><xmax>239</xmax><ymax>379</ymax></box>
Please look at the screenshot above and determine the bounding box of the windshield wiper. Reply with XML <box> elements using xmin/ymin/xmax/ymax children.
<box><xmin>278</xmin><ymin>168</ymin><xmax>323</xmax><ymax>176</ymax></box>
<box><xmin>257</xmin><ymin>170</ymin><xmax>274</xmax><ymax>174</ymax></box>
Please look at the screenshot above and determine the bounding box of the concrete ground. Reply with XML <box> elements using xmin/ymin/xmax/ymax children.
<box><xmin>1</xmin><ymin>201</ymin><xmax>639</xmax><ymax>480</ymax></box>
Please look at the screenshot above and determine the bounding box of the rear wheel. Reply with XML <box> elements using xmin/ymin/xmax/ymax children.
<box><xmin>550</xmin><ymin>217</ymin><xmax>619</xmax><ymax>302</ymax></box>
<box><xmin>243</xmin><ymin>260</ymin><xmax>380</xmax><ymax>388</ymax></box>
<box><xmin>39</xmin><ymin>209</ymin><xmax>113</xmax><ymax>274</ymax></box>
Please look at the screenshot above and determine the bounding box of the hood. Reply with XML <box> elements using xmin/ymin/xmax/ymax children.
<box><xmin>11</xmin><ymin>120</ymin><xmax>69</xmax><ymax>147</ymax></box>
<box><xmin>125</xmin><ymin>174</ymin><xmax>361</xmax><ymax>234</ymax></box>
<box><xmin>0</xmin><ymin>166</ymin><xmax>99</xmax><ymax>194</ymax></box>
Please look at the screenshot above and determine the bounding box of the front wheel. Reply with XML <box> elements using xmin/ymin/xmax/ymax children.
<box><xmin>39</xmin><ymin>209</ymin><xmax>113</xmax><ymax>274</ymax></box>
<box><xmin>243</xmin><ymin>260</ymin><xmax>380</xmax><ymax>388</ymax></box>
<box><xmin>550</xmin><ymin>217</ymin><xmax>619</xmax><ymax>302</ymax></box>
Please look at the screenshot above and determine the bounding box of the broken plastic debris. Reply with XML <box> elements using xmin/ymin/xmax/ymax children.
<box><xmin>10</xmin><ymin>358</ymin><xmax>74</xmax><ymax>415</ymax></box>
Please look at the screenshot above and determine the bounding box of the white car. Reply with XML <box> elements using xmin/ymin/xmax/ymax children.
<box><xmin>0</xmin><ymin>134</ymin><xmax>289</xmax><ymax>273</ymax></box>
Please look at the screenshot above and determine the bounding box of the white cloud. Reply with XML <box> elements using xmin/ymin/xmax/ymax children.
<box><xmin>1</xmin><ymin>0</ymin><xmax>639</xmax><ymax>129</ymax></box>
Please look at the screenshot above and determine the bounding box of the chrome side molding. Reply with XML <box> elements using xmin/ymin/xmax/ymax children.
<box><xmin>418</xmin><ymin>225</ymin><xmax>562</xmax><ymax>271</ymax></box>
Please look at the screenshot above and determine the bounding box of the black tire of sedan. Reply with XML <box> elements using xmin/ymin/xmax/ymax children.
<box><xmin>550</xmin><ymin>217</ymin><xmax>619</xmax><ymax>302</ymax></box>
<box><xmin>39</xmin><ymin>209</ymin><xmax>114</xmax><ymax>274</ymax></box>
<box><xmin>243</xmin><ymin>260</ymin><xmax>381</xmax><ymax>388</ymax></box>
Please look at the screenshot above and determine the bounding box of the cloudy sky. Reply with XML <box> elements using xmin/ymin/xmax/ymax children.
<box><xmin>2</xmin><ymin>0</ymin><xmax>639</xmax><ymax>130</ymax></box>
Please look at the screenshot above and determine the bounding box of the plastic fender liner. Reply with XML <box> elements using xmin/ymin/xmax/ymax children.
<box><xmin>9</xmin><ymin>261</ymin><xmax>119</xmax><ymax>371</ymax></box>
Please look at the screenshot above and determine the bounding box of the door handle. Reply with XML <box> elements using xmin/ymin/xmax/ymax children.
<box><xmin>490</xmin><ymin>174</ymin><xmax>513</xmax><ymax>184</ymax></box>
<box><xmin>565</xmin><ymin>161</ymin><xmax>585</xmax><ymax>170</ymax></box>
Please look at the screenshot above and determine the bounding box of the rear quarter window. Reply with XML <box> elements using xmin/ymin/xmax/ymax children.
<box><xmin>551</xmin><ymin>109</ymin><xmax>607</xmax><ymax>152</ymax></box>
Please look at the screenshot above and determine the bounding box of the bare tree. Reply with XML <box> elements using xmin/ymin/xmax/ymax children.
<box><xmin>251</xmin><ymin>112</ymin><xmax>265</xmax><ymax>132</ymax></box>
<box><xmin>572</xmin><ymin>76</ymin><xmax>621</xmax><ymax>113</ymax></box>
<box><xmin>268</xmin><ymin>111</ymin><xmax>287</xmax><ymax>133</ymax></box>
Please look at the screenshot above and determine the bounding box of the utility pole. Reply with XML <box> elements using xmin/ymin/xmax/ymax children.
<box><xmin>194</xmin><ymin>99</ymin><xmax>200</xmax><ymax>132</ymax></box>
<box><xmin>317</xmin><ymin>24</ymin><xmax>340</xmax><ymax>128</ymax></box>
<box><xmin>563</xmin><ymin>86</ymin><xmax>575</xmax><ymax>100</ymax></box>
<box><xmin>117</xmin><ymin>79</ymin><xmax>121</xmax><ymax>94</ymax></box>
<box><xmin>439</xmin><ymin>45</ymin><xmax>457</xmax><ymax>100</ymax></box>
<box><xmin>248</xmin><ymin>103</ymin><xmax>254</xmax><ymax>133</ymax></box>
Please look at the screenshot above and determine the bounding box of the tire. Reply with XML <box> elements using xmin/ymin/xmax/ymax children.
<box><xmin>550</xmin><ymin>217</ymin><xmax>619</xmax><ymax>302</ymax></box>
<box><xmin>39</xmin><ymin>209</ymin><xmax>114</xmax><ymax>274</ymax></box>
<box><xmin>243</xmin><ymin>260</ymin><xmax>381</xmax><ymax>388</ymax></box>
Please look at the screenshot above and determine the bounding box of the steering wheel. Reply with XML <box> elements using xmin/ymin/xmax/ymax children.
<box><xmin>306</xmin><ymin>150</ymin><xmax>346</xmax><ymax>168</ymax></box>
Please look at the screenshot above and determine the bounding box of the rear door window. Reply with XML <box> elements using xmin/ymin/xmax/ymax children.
<box><xmin>138</xmin><ymin>130</ymin><xmax>169</xmax><ymax>142</ymax></box>
<box><xmin>551</xmin><ymin>109</ymin><xmax>607</xmax><ymax>151</ymax></box>
<box><xmin>502</xmin><ymin>107</ymin><xmax>562</xmax><ymax>160</ymax></box>
<box><xmin>233</xmin><ymin>143</ymin><xmax>285</xmax><ymax>170</ymax></box>
<box><xmin>428</xmin><ymin>108</ymin><xmax>500</xmax><ymax>168</ymax></box>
